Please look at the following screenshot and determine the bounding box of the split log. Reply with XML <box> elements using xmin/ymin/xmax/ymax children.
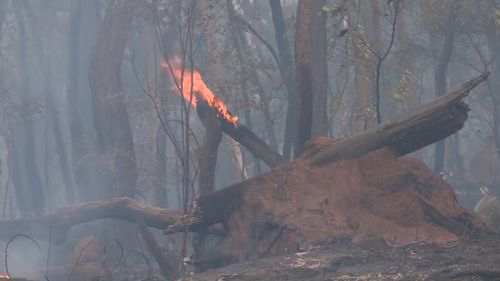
<box><xmin>0</xmin><ymin>198</ymin><xmax>185</xmax><ymax>243</ymax></box>
<box><xmin>196</xmin><ymin>101</ymin><xmax>286</xmax><ymax>168</ymax></box>
<box><xmin>308</xmin><ymin>72</ymin><xmax>490</xmax><ymax>165</ymax></box>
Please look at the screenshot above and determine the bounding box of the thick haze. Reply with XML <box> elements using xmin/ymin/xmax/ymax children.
<box><xmin>0</xmin><ymin>0</ymin><xmax>499</xmax><ymax>279</ymax></box>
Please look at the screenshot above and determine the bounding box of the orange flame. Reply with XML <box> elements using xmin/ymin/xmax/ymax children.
<box><xmin>0</xmin><ymin>274</ymin><xmax>9</xmax><ymax>280</ymax></box>
<box><xmin>161</xmin><ymin>59</ymin><xmax>238</xmax><ymax>126</ymax></box>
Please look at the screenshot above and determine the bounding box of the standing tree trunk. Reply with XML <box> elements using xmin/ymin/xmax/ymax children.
<box><xmin>12</xmin><ymin>1</ymin><xmax>45</xmax><ymax>215</ymax></box>
<box><xmin>88</xmin><ymin>0</ymin><xmax>137</xmax><ymax>198</ymax></box>
<box><xmin>226</xmin><ymin>0</ymin><xmax>262</xmax><ymax>175</ymax></box>
<box><xmin>485</xmin><ymin>13</ymin><xmax>500</xmax><ymax>194</ymax></box>
<box><xmin>269</xmin><ymin>0</ymin><xmax>298</xmax><ymax>159</ymax></box>
<box><xmin>294</xmin><ymin>0</ymin><xmax>328</xmax><ymax>156</ymax></box>
<box><xmin>197</xmin><ymin>103</ymin><xmax>223</xmax><ymax>197</ymax></box>
<box><xmin>433</xmin><ymin>9</ymin><xmax>457</xmax><ymax>173</ymax></box>
<box><xmin>67</xmin><ymin>0</ymin><xmax>94</xmax><ymax>201</ymax></box>
<box><xmin>31</xmin><ymin>3</ymin><xmax>78</xmax><ymax>205</ymax></box>
<box><xmin>310</xmin><ymin>1</ymin><xmax>328</xmax><ymax>138</ymax></box>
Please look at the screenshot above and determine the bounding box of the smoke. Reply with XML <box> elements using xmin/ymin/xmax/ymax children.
<box><xmin>0</xmin><ymin>239</ymin><xmax>45</xmax><ymax>280</ymax></box>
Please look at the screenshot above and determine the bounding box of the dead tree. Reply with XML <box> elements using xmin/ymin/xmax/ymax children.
<box><xmin>197</xmin><ymin>101</ymin><xmax>223</xmax><ymax>195</ymax></box>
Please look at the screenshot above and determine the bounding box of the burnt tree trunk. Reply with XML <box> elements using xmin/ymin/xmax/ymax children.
<box><xmin>294</xmin><ymin>0</ymin><xmax>328</xmax><ymax>156</ymax></box>
<box><xmin>197</xmin><ymin>102</ymin><xmax>223</xmax><ymax>196</ymax></box>
<box><xmin>310</xmin><ymin>0</ymin><xmax>328</xmax><ymax>138</ymax></box>
<box><xmin>197</xmin><ymin>100</ymin><xmax>285</xmax><ymax>169</ymax></box>
<box><xmin>220</xmin><ymin>122</ymin><xmax>285</xmax><ymax>169</ymax></box>
<box><xmin>88</xmin><ymin>0</ymin><xmax>137</xmax><ymax>198</ymax></box>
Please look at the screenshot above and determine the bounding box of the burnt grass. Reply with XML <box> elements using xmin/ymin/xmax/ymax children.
<box><xmin>180</xmin><ymin>234</ymin><xmax>500</xmax><ymax>281</ymax></box>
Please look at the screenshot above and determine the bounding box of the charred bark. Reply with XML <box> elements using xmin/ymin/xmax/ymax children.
<box><xmin>197</xmin><ymin>101</ymin><xmax>223</xmax><ymax>196</ymax></box>
<box><xmin>294</xmin><ymin>0</ymin><xmax>328</xmax><ymax>156</ymax></box>
<box><xmin>196</xmin><ymin>101</ymin><xmax>285</xmax><ymax>169</ymax></box>
<box><xmin>221</xmin><ymin>122</ymin><xmax>285</xmax><ymax>168</ymax></box>
<box><xmin>308</xmin><ymin>72</ymin><xmax>489</xmax><ymax>165</ymax></box>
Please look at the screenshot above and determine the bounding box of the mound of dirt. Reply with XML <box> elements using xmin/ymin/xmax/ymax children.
<box><xmin>195</xmin><ymin>137</ymin><xmax>487</xmax><ymax>269</ymax></box>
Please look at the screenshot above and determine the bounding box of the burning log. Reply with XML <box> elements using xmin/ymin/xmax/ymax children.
<box><xmin>162</xmin><ymin>59</ymin><xmax>285</xmax><ymax>168</ymax></box>
<box><xmin>196</xmin><ymin>100</ymin><xmax>285</xmax><ymax>168</ymax></box>
<box><xmin>219</xmin><ymin>120</ymin><xmax>286</xmax><ymax>168</ymax></box>
<box><xmin>308</xmin><ymin>72</ymin><xmax>490</xmax><ymax>165</ymax></box>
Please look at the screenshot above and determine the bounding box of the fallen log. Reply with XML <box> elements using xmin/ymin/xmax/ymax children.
<box><xmin>220</xmin><ymin>122</ymin><xmax>286</xmax><ymax>168</ymax></box>
<box><xmin>0</xmin><ymin>198</ymin><xmax>185</xmax><ymax>243</ymax></box>
<box><xmin>308</xmin><ymin>72</ymin><xmax>490</xmax><ymax>165</ymax></box>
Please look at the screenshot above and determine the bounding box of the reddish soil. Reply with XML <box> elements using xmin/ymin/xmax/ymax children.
<box><xmin>197</xmin><ymin>137</ymin><xmax>487</xmax><ymax>266</ymax></box>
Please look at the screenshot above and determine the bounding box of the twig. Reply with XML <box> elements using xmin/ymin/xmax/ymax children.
<box><xmin>110</xmin><ymin>237</ymin><xmax>125</xmax><ymax>275</ymax></box>
<box><xmin>134</xmin><ymin>228</ymin><xmax>153</xmax><ymax>278</ymax></box>
<box><xmin>375</xmin><ymin>0</ymin><xmax>401</xmax><ymax>124</ymax></box>
<box><xmin>383</xmin><ymin>231</ymin><xmax>431</xmax><ymax>269</ymax></box>
<box><xmin>4</xmin><ymin>233</ymin><xmax>42</xmax><ymax>279</ymax></box>
<box><xmin>260</xmin><ymin>225</ymin><xmax>286</xmax><ymax>257</ymax></box>
<box><xmin>45</xmin><ymin>226</ymin><xmax>53</xmax><ymax>281</ymax></box>
<box><xmin>131</xmin><ymin>249</ymin><xmax>153</xmax><ymax>279</ymax></box>
<box><xmin>233</xmin><ymin>15</ymin><xmax>281</xmax><ymax>68</ymax></box>
<box><xmin>2</xmin><ymin>147</ymin><xmax>12</xmax><ymax>220</ymax></box>
<box><xmin>67</xmin><ymin>238</ymin><xmax>93</xmax><ymax>281</ymax></box>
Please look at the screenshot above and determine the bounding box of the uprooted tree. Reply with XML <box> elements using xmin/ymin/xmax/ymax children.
<box><xmin>0</xmin><ymin>72</ymin><xmax>491</xmax><ymax>272</ymax></box>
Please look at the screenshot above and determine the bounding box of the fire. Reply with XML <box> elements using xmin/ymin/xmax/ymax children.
<box><xmin>161</xmin><ymin>60</ymin><xmax>238</xmax><ymax>126</ymax></box>
<box><xmin>0</xmin><ymin>274</ymin><xmax>9</xmax><ymax>280</ymax></box>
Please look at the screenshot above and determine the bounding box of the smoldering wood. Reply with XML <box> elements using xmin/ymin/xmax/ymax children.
<box><xmin>308</xmin><ymin>72</ymin><xmax>490</xmax><ymax>165</ymax></box>
<box><xmin>196</xmin><ymin>100</ymin><xmax>286</xmax><ymax>168</ymax></box>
